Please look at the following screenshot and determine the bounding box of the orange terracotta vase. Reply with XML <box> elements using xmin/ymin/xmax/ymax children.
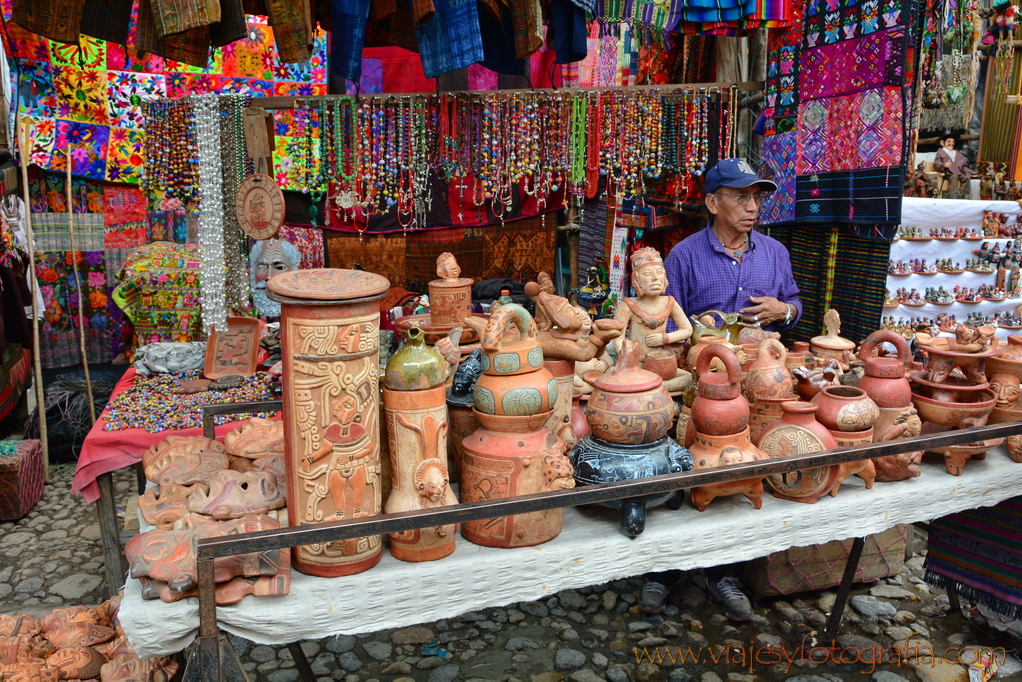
<box><xmin>473</xmin><ymin>304</ymin><xmax>555</xmax><ymax>417</ymax></box>
<box><xmin>857</xmin><ymin>330</ymin><xmax>913</xmax><ymax>409</ymax></box>
<box><xmin>691</xmin><ymin>345</ymin><xmax>749</xmax><ymax>436</ymax></box>
<box><xmin>269</xmin><ymin>268</ymin><xmax>390</xmax><ymax>578</ymax></box>
<box><xmin>688</xmin><ymin>428</ymin><xmax>768</xmax><ymax>511</ymax></box>
<box><xmin>744</xmin><ymin>339</ymin><xmax>795</xmax><ymax>403</ymax></box>
<box><xmin>587</xmin><ymin>341</ymin><xmax>675</xmax><ymax>445</ymax></box>
<box><xmin>757</xmin><ymin>402</ymin><xmax>841</xmax><ymax>504</ymax></box>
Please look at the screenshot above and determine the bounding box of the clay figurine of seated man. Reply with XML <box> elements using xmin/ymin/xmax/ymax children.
<box><xmin>613</xmin><ymin>247</ymin><xmax>693</xmax><ymax>392</ymax></box>
<box><xmin>934</xmin><ymin>136</ymin><xmax>974</xmax><ymax>198</ymax></box>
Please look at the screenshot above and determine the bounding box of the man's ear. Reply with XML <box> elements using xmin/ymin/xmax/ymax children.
<box><xmin>705</xmin><ymin>193</ymin><xmax>720</xmax><ymax>216</ymax></box>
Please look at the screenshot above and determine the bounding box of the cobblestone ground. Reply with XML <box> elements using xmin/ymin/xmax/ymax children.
<box><xmin>2</xmin><ymin>465</ymin><xmax>1021</xmax><ymax>682</ymax></box>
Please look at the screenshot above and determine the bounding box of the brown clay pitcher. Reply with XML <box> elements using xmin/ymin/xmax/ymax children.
<box><xmin>857</xmin><ymin>330</ymin><xmax>912</xmax><ymax>409</ymax></box>
<box><xmin>691</xmin><ymin>344</ymin><xmax>749</xmax><ymax>436</ymax></box>
<box><xmin>744</xmin><ymin>339</ymin><xmax>794</xmax><ymax>403</ymax></box>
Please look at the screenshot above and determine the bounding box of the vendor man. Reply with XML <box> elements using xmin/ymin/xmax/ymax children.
<box><xmin>641</xmin><ymin>158</ymin><xmax>803</xmax><ymax>620</ymax></box>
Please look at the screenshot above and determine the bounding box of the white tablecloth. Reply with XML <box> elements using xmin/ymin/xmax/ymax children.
<box><xmin>119</xmin><ymin>450</ymin><xmax>1022</xmax><ymax>658</ymax></box>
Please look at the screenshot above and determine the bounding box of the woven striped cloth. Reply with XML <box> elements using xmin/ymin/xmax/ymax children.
<box><xmin>924</xmin><ymin>497</ymin><xmax>1022</xmax><ymax>619</ymax></box>
<box><xmin>780</xmin><ymin>226</ymin><xmax>888</xmax><ymax>344</ymax></box>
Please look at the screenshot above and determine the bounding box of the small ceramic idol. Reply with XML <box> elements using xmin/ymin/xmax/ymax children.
<box><xmin>613</xmin><ymin>247</ymin><xmax>693</xmax><ymax>392</ymax></box>
<box><xmin>249</xmin><ymin>239</ymin><xmax>302</xmax><ymax>317</ymax></box>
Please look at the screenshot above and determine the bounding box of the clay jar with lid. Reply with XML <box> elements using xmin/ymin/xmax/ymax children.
<box><xmin>473</xmin><ymin>304</ymin><xmax>555</xmax><ymax>417</ymax></box>
<box><xmin>856</xmin><ymin>330</ymin><xmax>913</xmax><ymax>409</ymax></box>
<box><xmin>758</xmin><ymin>401</ymin><xmax>841</xmax><ymax>504</ymax></box>
<box><xmin>811</xmin><ymin>385</ymin><xmax>880</xmax><ymax>432</ymax></box>
<box><xmin>587</xmin><ymin>340</ymin><xmax>675</xmax><ymax>445</ymax></box>
<box><xmin>691</xmin><ymin>345</ymin><xmax>749</xmax><ymax>436</ymax></box>
<box><xmin>744</xmin><ymin>339</ymin><xmax>795</xmax><ymax>403</ymax></box>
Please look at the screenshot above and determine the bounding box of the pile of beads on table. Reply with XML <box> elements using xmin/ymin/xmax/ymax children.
<box><xmin>102</xmin><ymin>370</ymin><xmax>278</xmax><ymax>432</ymax></box>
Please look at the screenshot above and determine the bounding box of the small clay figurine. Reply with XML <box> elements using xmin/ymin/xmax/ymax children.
<box><xmin>613</xmin><ymin>247</ymin><xmax>693</xmax><ymax>391</ymax></box>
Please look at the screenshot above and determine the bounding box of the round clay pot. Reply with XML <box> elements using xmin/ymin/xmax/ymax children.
<box><xmin>758</xmin><ymin>401</ymin><xmax>841</xmax><ymax>504</ymax></box>
<box><xmin>644</xmin><ymin>350</ymin><xmax>679</xmax><ymax>381</ymax></box>
<box><xmin>910</xmin><ymin>371</ymin><xmax>991</xmax><ymax>404</ymax></box>
<box><xmin>811</xmin><ymin>386</ymin><xmax>880</xmax><ymax>432</ymax></box>
<box><xmin>923</xmin><ymin>344</ymin><xmax>996</xmax><ymax>386</ymax></box>
<box><xmin>570</xmin><ymin>392</ymin><xmax>589</xmax><ymax>441</ymax></box>
<box><xmin>911</xmin><ymin>388</ymin><xmax>996</xmax><ymax>427</ymax></box>
<box><xmin>744</xmin><ymin>339</ymin><xmax>794</xmax><ymax>403</ymax></box>
<box><xmin>587</xmin><ymin>341</ymin><xmax>675</xmax><ymax>445</ymax></box>
<box><xmin>691</xmin><ymin>345</ymin><xmax>750</xmax><ymax>436</ymax></box>
<box><xmin>830</xmin><ymin>426</ymin><xmax>875</xmax><ymax>448</ymax></box>
<box><xmin>857</xmin><ymin>330</ymin><xmax>913</xmax><ymax>408</ymax></box>
<box><xmin>688</xmin><ymin>427</ymin><xmax>768</xmax><ymax>512</ymax></box>
<box><xmin>473</xmin><ymin>304</ymin><xmax>555</xmax><ymax>416</ymax></box>
<box><xmin>687</xmin><ymin>334</ymin><xmax>729</xmax><ymax>371</ymax></box>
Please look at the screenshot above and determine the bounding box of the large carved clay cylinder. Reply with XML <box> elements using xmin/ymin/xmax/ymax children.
<box><xmin>473</xmin><ymin>304</ymin><xmax>555</xmax><ymax>416</ymax></box>
<box><xmin>692</xmin><ymin>345</ymin><xmax>750</xmax><ymax>436</ymax></box>
<box><xmin>857</xmin><ymin>330</ymin><xmax>913</xmax><ymax>409</ymax></box>
<box><xmin>268</xmin><ymin>269</ymin><xmax>389</xmax><ymax>578</ymax></box>
<box><xmin>382</xmin><ymin>385</ymin><xmax>458</xmax><ymax>562</ymax></box>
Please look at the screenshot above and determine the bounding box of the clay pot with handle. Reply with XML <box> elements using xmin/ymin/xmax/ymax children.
<box><xmin>857</xmin><ymin>330</ymin><xmax>913</xmax><ymax>409</ymax></box>
<box><xmin>587</xmin><ymin>340</ymin><xmax>675</xmax><ymax>445</ymax></box>
<box><xmin>691</xmin><ymin>345</ymin><xmax>749</xmax><ymax>436</ymax></box>
<box><xmin>744</xmin><ymin>338</ymin><xmax>795</xmax><ymax>403</ymax></box>
<box><xmin>473</xmin><ymin>304</ymin><xmax>556</xmax><ymax>417</ymax></box>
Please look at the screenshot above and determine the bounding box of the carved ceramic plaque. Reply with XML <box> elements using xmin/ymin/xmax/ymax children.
<box><xmin>235</xmin><ymin>173</ymin><xmax>284</xmax><ymax>240</ymax></box>
<box><xmin>204</xmin><ymin>317</ymin><xmax>261</xmax><ymax>380</ymax></box>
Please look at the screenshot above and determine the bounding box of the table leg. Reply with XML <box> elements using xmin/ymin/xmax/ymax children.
<box><xmin>946</xmin><ymin>588</ymin><xmax>962</xmax><ymax>614</ymax></box>
<box><xmin>287</xmin><ymin>642</ymin><xmax>316</xmax><ymax>682</ymax></box>
<box><xmin>95</xmin><ymin>472</ymin><xmax>127</xmax><ymax>597</ymax></box>
<box><xmin>823</xmin><ymin>536</ymin><xmax>866</xmax><ymax>643</ymax></box>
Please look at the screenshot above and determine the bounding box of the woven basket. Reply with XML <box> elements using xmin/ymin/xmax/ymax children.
<box><xmin>0</xmin><ymin>440</ymin><xmax>44</xmax><ymax>521</ymax></box>
<box><xmin>741</xmin><ymin>524</ymin><xmax>908</xmax><ymax>598</ymax></box>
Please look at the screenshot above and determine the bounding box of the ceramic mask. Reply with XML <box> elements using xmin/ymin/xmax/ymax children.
<box><xmin>133</xmin><ymin>342</ymin><xmax>207</xmax><ymax>376</ymax></box>
<box><xmin>47</xmin><ymin>647</ymin><xmax>106</xmax><ymax>680</ymax></box>
<box><xmin>100</xmin><ymin>656</ymin><xmax>178</xmax><ymax>682</ymax></box>
<box><xmin>0</xmin><ymin>636</ymin><xmax>52</xmax><ymax>666</ymax></box>
<box><xmin>414</xmin><ymin>460</ymin><xmax>450</xmax><ymax>504</ymax></box>
<box><xmin>990</xmin><ymin>372</ymin><xmax>1021</xmax><ymax>408</ymax></box>
<box><xmin>0</xmin><ymin>617</ymin><xmax>41</xmax><ymax>639</ymax></box>
<box><xmin>250</xmin><ymin>239</ymin><xmax>301</xmax><ymax>317</ymax></box>
<box><xmin>224</xmin><ymin>418</ymin><xmax>285</xmax><ymax>459</ymax></box>
<box><xmin>138</xmin><ymin>484</ymin><xmax>207</xmax><ymax>530</ymax></box>
<box><xmin>142</xmin><ymin>436</ymin><xmax>229</xmax><ymax>487</ymax></box>
<box><xmin>436</xmin><ymin>252</ymin><xmax>461</xmax><ymax>280</ymax></box>
<box><xmin>186</xmin><ymin>470</ymin><xmax>286</xmax><ymax>519</ymax></box>
<box><xmin>0</xmin><ymin>663</ymin><xmax>60</xmax><ymax>682</ymax></box>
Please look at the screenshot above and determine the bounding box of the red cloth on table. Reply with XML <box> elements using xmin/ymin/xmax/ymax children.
<box><xmin>72</xmin><ymin>368</ymin><xmax>280</xmax><ymax>503</ymax></box>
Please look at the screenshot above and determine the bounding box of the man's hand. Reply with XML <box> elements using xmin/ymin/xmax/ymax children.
<box><xmin>740</xmin><ymin>296</ymin><xmax>790</xmax><ymax>326</ymax></box>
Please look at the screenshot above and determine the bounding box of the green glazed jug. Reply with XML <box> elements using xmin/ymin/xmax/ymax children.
<box><xmin>384</xmin><ymin>327</ymin><xmax>446</xmax><ymax>390</ymax></box>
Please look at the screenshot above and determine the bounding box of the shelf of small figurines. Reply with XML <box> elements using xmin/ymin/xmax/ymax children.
<box><xmin>885</xmin><ymin>284</ymin><xmax>1014</xmax><ymax>308</ymax></box>
<box><xmin>895</xmin><ymin>226</ymin><xmax>985</xmax><ymax>241</ymax></box>
<box><xmin>880</xmin><ymin>307</ymin><xmax>1022</xmax><ymax>339</ymax></box>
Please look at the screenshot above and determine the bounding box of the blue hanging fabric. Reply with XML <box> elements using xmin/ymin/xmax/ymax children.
<box><xmin>331</xmin><ymin>0</ymin><xmax>372</xmax><ymax>83</ymax></box>
<box><xmin>414</xmin><ymin>0</ymin><xmax>485</xmax><ymax>78</ymax></box>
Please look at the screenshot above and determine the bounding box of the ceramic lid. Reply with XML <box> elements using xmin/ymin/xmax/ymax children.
<box><xmin>267</xmin><ymin>268</ymin><xmax>390</xmax><ymax>301</ymax></box>
<box><xmin>810</xmin><ymin>334</ymin><xmax>855</xmax><ymax>350</ymax></box>
<box><xmin>593</xmin><ymin>341</ymin><xmax>663</xmax><ymax>393</ymax></box>
<box><xmin>429</xmin><ymin>277</ymin><xmax>474</xmax><ymax>289</ymax></box>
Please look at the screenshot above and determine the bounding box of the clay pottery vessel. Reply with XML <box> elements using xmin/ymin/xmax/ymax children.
<box><xmin>587</xmin><ymin>340</ymin><xmax>675</xmax><ymax>445</ymax></box>
<box><xmin>460</xmin><ymin>412</ymin><xmax>573</xmax><ymax>547</ymax></box>
<box><xmin>910</xmin><ymin>371</ymin><xmax>991</xmax><ymax>404</ymax></box>
<box><xmin>987</xmin><ymin>335</ymin><xmax>1022</xmax><ymax>379</ymax></box>
<box><xmin>691</xmin><ymin>345</ymin><xmax>749</xmax><ymax>436</ymax></box>
<box><xmin>383</xmin><ymin>385</ymin><xmax>458</xmax><ymax>562</ymax></box>
<box><xmin>1007</xmin><ymin>434</ymin><xmax>1022</xmax><ymax>462</ymax></box>
<box><xmin>444</xmin><ymin>400</ymin><xmax>477</xmax><ymax>482</ymax></box>
<box><xmin>740</xmin><ymin>343</ymin><xmax>760</xmax><ymax>372</ymax></box>
<box><xmin>827</xmin><ymin>427</ymin><xmax>877</xmax><ymax>495</ymax></box>
<box><xmin>988</xmin><ymin>403</ymin><xmax>1022</xmax><ymax>424</ymax></box>
<box><xmin>923</xmin><ymin>343</ymin><xmax>996</xmax><ymax>385</ymax></box>
<box><xmin>810</xmin><ymin>310</ymin><xmax>855</xmax><ymax>365</ymax></box>
<box><xmin>744</xmin><ymin>339</ymin><xmax>794</xmax><ymax>403</ymax></box>
<box><xmin>570</xmin><ymin>392</ymin><xmax>589</xmax><ymax>441</ymax></box>
<box><xmin>688</xmin><ymin>427</ymin><xmax>768</xmax><ymax>511</ymax></box>
<box><xmin>676</xmin><ymin>404</ymin><xmax>694</xmax><ymax>449</ymax></box>
<box><xmin>686</xmin><ymin>334</ymin><xmax>729</xmax><ymax>371</ymax></box>
<box><xmin>570</xmin><ymin>435</ymin><xmax>692</xmax><ymax>537</ymax></box>
<box><xmin>473</xmin><ymin>304</ymin><xmax>555</xmax><ymax>417</ymax></box>
<box><xmin>269</xmin><ymin>267</ymin><xmax>390</xmax><ymax>578</ymax></box>
<box><xmin>749</xmin><ymin>397</ymin><xmax>788</xmax><ymax>445</ymax></box>
<box><xmin>911</xmin><ymin>387</ymin><xmax>996</xmax><ymax>427</ymax></box>
<box><xmin>758</xmin><ymin>401</ymin><xmax>842</xmax><ymax>504</ymax></box>
<box><xmin>924</xmin><ymin>425</ymin><xmax>1003</xmax><ymax>476</ymax></box>
<box><xmin>857</xmin><ymin>330</ymin><xmax>913</xmax><ymax>408</ymax></box>
<box><xmin>644</xmin><ymin>350</ymin><xmax>679</xmax><ymax>382</ymax></box>
<box><xmin>785</xmin><ymin>341</ymin><xmax>813</xmax><ymax>371</ymax></box>
<box><xmin>811</xmin><ymin>386</ymin><xmax>880</xmax><ymax>432</ymax></box>
<box><xmin>544</xmin><ymin>359</ymin><xmax>577</xmax><ymax>449</ymax></box>
<box><xmin>385</xmin><ymin>328</ymin><xmax>447</xmax><ymax>390</ymax></box>
<box><xmin>792</xmin><ymin>361</ymin><xmax>841</xmax><ymax>401</ymax></box>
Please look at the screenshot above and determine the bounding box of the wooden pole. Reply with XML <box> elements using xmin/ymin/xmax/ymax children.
<box><xmin>65</xmin><ymin>146</ymin><xmax>97</xmax><ymax>424</ymax></box>
<box><xmin>17</xmin><ymin>120</ymin><xmax>49</xmax><ymax>481</ymax></box>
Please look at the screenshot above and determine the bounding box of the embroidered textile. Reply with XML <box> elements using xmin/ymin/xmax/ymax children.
<box><xmin>5</xmin><ymin>5</ymin><xmax>328</xmax><ymax>184</ymax></box>
<box><xmin>11</xmin><ymin>0</ymin><xmax>85</xmax><ymax>44</ymax></box>
<box><xmin>278</xmin><ymin>224</ymin><xmax>324</xmax><ymax>269</ymax></box>
<box><xmin>325</xmin><ymin>231</ymin><xmax>406</xmax><ymax>287</ymax></box>
<box><xmin>760</xmin><ymin>132</ymin><xmax>796</xmax><ymax>223</ymax></box>
<box><xmin>415</xmin><ymin>0</ymin><xmax>484</xmax><ymax>79</ymax></box>
<box><xmin>795</xmin><ymin>168</ymin><xmax>902</xmax><ymax>223</ymax></box>
<box><xmin>481</xmin><ymin>214</ymin><xmax>556</xmax><ymax>285</ymax></box>
<box><xmin>103</xmin><ymin>186</ymin><xmax>147</xmax><ymax>226</ymax></box>
<box><xmin>149</xmin><ymin>0</ymin><xmax>221</xmax><ymax>39</ymax></box>
<box><xmin>924</xmin><ymin>496</ymin><xmax>1022</xmax><ymax>619</ymax></box>
<box><xmin>264</xmin><ymin>0</ymin><xmax>311</xmax><ymax>62</ymax></box>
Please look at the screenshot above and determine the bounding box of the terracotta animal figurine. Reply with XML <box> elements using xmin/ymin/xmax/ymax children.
<box><xmin>792</xmin><ymin>359</ymin><xmax>843</xmax><ymax>400</ymax></box>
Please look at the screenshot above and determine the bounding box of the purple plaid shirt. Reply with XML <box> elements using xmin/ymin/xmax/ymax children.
<box><xmin>664</xmin><ymin>225</ymin><xmax>803</xmax><ymax>332</ymax></box>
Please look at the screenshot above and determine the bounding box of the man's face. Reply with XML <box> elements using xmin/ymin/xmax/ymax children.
<box><xmin>943</xmin><ymin>138</ymin><xmax>955</xmax><ymax>150</ymax></box>
<box><xmin>706</xmin><ymin>185</ymin><xmax>763</xmax><ymax>233</ymax></box>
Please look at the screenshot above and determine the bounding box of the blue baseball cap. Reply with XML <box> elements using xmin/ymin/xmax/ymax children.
<box><xmin>704</xmin><ymin>158</ymin><xmax>778</xmax><ymax>194</ymax></box>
